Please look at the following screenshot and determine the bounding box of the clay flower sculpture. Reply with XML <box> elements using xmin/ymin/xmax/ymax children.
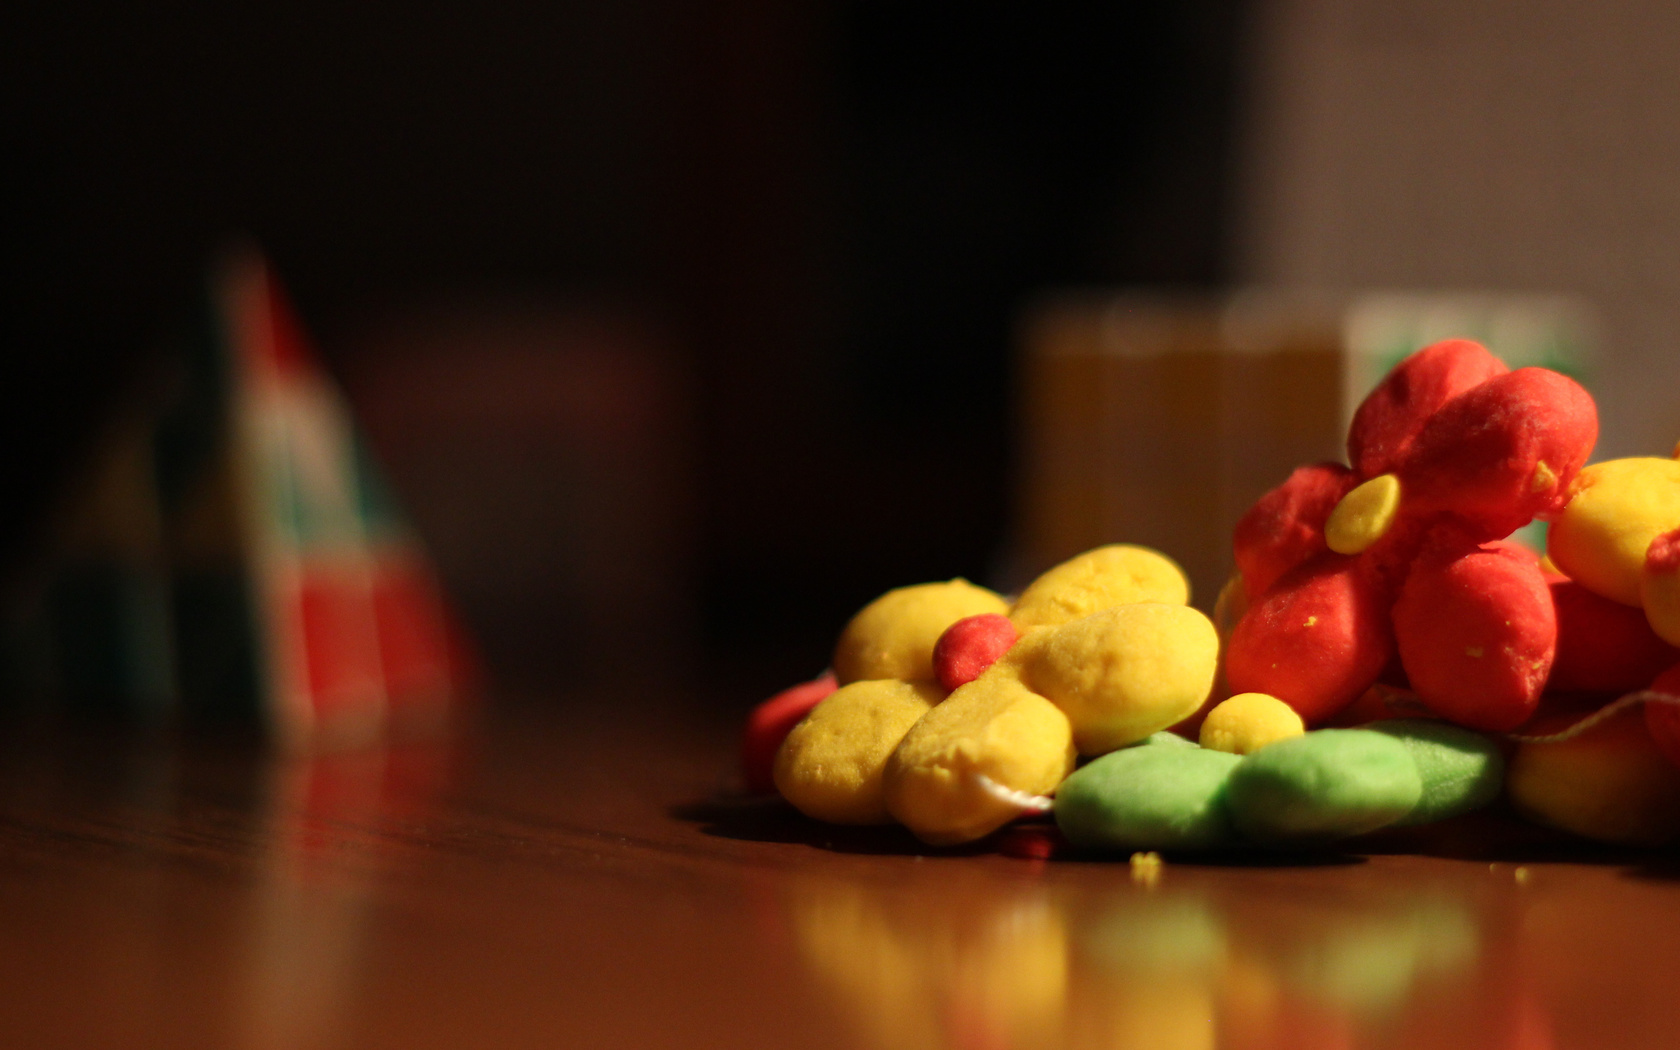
<box><xmin>1223</xmin><ymin>339</ymin><xmax>1598</xmax><ymax>732</ymax></box>
<box><xmin>747</xmin><ymin>545</ymin><xmax>1224</xmax><ymax>845</ymax></box>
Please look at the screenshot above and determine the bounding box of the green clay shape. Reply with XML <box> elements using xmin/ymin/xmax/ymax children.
<box><xmin>1364</xmin><ymin>718</ymin><xmax>1504</xmax><ymax>826</ymax></box>
<box><xmin>1226</xmin><ymin>729</ymin><xmax>1423</xmax><ymax>844</ymax></box>
<box><xmin>1055</xmin><ymin>741</ymin><xmax>1242</xmax><ymax>851</ymax></box>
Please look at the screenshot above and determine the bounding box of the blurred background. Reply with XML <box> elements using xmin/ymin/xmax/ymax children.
<box><xmin>6</xmin><ymin>0</ymin><xmax>1680</xmax><ymax>717</ymax></box>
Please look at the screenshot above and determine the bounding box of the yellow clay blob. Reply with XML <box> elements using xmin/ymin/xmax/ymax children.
<box><xmin>1324</xmin><ymin>473</ymin><xmax>1401</xmax><ymax>555</ymax></box>
<box><xmin>883</xmin><ymin>664</ymin><xmax>1075</xmax><ymax>846</ymax></box>
<box><xmin>774</xmin><ymin>679</ymin><xmax>942</xmax><ymax>824</ymax></box>
<box><xmin>1206</xmin><ymin>572</ymin><xmax>1250</xmax><ymax>718</ymax></box>
<box><xmin>1507</xmin><ymin>706</ymin><xmax>1680</xmax><ymax>846</ymax></box>
<box><xmin>1643</xmin><ymin>558</ymin><xmax>1680</xmax><ymax>647</ymax></box>
<box><xmin>1212</xmin><ymin>572</ymin><xmax>1249</xmax><ymax>639</ymax></box>
<box><xmin>1198</xmin><ymin>692</ymin><xmax>1305</xmax><ymax>755</ymax></box>
<box><xmin>831</xmin><ymin>579</ymin><xmax>1009</xmax><ymax>685</ymax></box>
<box><xmin>1010</xmin><ymin>544</ymin><xmax>1190</xmax><ymax>629</ymax></box>
<box><xmin>1019</xmin><ymin>602</ymin><xmax>1219</xmax><ymax>756</ymax></box>
<box><xmin>1548</xmin><ymin>458</ymin><xmax>1680</xmax><ymax>607</ymax></box>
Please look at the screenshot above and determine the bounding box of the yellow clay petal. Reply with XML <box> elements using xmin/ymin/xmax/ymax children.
<box><xmin>1324</xmin><ymin>473</ymin><xmax>1401</xmax><ymax>556</ymax></box>
<box><xmin>1548</xmin><ymin>458</ymin><xmax>1680</xmax><ymax>607</ymax></box>
<box><xmin>1507</xmin><ymin>706</ymin><xmax>1680</xmax><ymax>846</ymax></box>
<box><xmin>1010</xmin><ymin>544</ymin><xmax>1190</xmax><ymax>629</ymax></box>
<box><xmin>884</xmin><ymin>665</ymin><xmax>1075</xmax><ymax>845</ymax></box>
<box><xmin>1019</xmin><ymin>602</ymin><xmax>1219</xmax><ymax>756</ymax></box>
<box><xmin>774</xmin><ymin>679</ymin><xmax>943</xmax><ymax>824</ymax></box>
<box><xmin>832</xmin><ymin>579</ymin><xmax>1009</xmax><ymax>685</ymax></box>
<box><xmin>1212</xmin><ymin>572</ymin><xmax>1249</xmax><ymax>639</ymax></box>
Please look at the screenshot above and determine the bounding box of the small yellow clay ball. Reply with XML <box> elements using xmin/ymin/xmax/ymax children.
<box><xmin>884</xmin><ymin>664</ymin><xmax>1076</xmax><ymax>845</ymax></box>
<box><xmin>1198</xmin><ymin>692</ymin><xmax>1305</xmax><ymax>755</ymax></box>
<box><xmin>1324</xmin><ymin>473</ymin><xmax>1401</xmax><ymax>555</ymax></box>
<box><xmin>832</xmin><ymin>579</ymin><xmax>1009</xmax><ymax>685</ymax></box>
<box><xmin>774</xmin><ymin>678</ymin><xmax>943</xmax><ymax>824</ymax></box>
<box><xmin>1019</xmin><ymin>602</ymin><xmax>1219</xmax><ymax>756</ymax></box>
<box><xmin>1010</xmin><ymin>544</ymin><xmax>1190</xmax><ymax>630</ymax></box>
<box><xmin>1507</xmin><ymin>706</ymin><xmax>1680</xmax><ymax>846</ymax></box>
<box><xmin>1548</xmin><ymin>458</ymin><xmax>1680</xmax><ymax>607</ymax></box>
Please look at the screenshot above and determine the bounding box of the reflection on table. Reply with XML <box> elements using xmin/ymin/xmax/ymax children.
<box><xmin>1</xmin><ymin>708</ymin><xmax>1677</xmax><ymax>1049</ymax></box>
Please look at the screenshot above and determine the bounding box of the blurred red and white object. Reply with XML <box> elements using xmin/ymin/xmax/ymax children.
<box><xmin>0</xmin><ymin>249</ymin><xmax>481</xmax><ymax>748</ymax></box>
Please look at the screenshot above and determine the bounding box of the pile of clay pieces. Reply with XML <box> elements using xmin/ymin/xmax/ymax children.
<box><xmin>741</xmin><ymin>339</ymin><xmax>1680</xmax><ymax>852</ymax></box>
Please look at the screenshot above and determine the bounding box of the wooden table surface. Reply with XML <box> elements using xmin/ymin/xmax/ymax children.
<box><xmin>2</xmin><ymin>697</ymin><xmax>1678</xmax><ymax>1050</ymax></box>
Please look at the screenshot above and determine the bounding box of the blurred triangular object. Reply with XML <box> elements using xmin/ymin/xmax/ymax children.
<box><xmin>152</xmin><ymin>248</ymin><xmax>479</xmax><ymax>746</ymax></box>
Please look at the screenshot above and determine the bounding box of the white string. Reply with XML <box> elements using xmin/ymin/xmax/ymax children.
<box><xmin>1506</xmin><ymin>690</ymin><xmax>1680</xmax><ymax>743</ymax></box>
<box><xmin>1356</xmin><ymin>682</ymin><xmax>1680</xmax><ymax>745</ymax></box>
<box><xmin>973</xmin><ymin>774</ymin><xmax>1054</xmax><ymax>814</ymax></box>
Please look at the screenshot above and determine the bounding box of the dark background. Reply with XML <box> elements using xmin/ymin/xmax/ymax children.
<box><xmin>2</xmin><ymin>1</ymin><xmax>1246</xmax><ymax>702</ymax></box>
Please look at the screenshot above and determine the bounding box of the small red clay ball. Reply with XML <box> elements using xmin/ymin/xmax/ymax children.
<box><xmin>1393</xmin><ymin>536</ymin><xmax>1556</xmax><ymax>732</ymax></box>
<box><xmin>1400</xmin><ymin>368</ymin><xmax>1599</xmax><ymax>540</ymax></box>
<box><xmin>1550</xmin><ymin>578</ymin><xmax>1680</xmax><ymax>693</ymax></box>
<box><xmin>1645</xmin><ymin>663</ymin><xmax>1680</xmax><ymax>770</ymax></box>
<box><xmin>1232</xmin><ymin>462</ymin><xmax>1357</xmax><ymax>600</ymax></box>
<box><xmin>740</xmin><ymin>672</ymin><xmax>838</xmax><ymax>794</ymax></box>
<box><xmin>1224</xmin><ymin>552</ymin><xmax>1394</xmax><ymax>725</ymax></box>
<box><xmin>1347</xmin><ymin>338</ymin><xmax>1509</xmax><ymax>478</ymax></box>
<box><xmin>933</xmin><ymin>613</ymin><xmax>1019</xmax><ymax>692</ymax></box>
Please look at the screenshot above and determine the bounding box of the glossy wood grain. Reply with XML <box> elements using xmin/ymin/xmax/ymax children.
<box><xmin>1</xmin><ymin>699</ymin><xmax>1678</xmax><ymax>1050</ymax></box>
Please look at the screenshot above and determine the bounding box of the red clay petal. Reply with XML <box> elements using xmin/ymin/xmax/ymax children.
<box><xmin>1347</xmin><ymin>338</ymin><xmax>1508</xmax><ymax>478</ymax></box>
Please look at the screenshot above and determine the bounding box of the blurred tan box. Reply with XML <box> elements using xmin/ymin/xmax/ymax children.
<box><xmin>1012</xmin><ymin>291</ymin><xmax>1596</xmax><ymax>611</ymax></box>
